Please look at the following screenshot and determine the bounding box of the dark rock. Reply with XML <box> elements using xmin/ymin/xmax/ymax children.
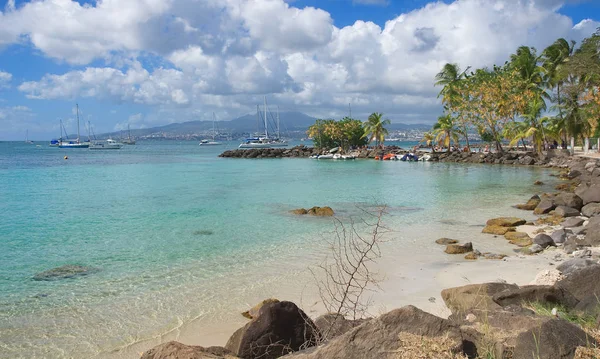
<box><xmin>141</xmin><ymin>342</ymin><xmax>237</xmax><ymax>359</ymax></box>
<box><xmin>582</xmin><ymin>203</ymin><xmax>600</xmax><ymax>217</ymax></box>
<box><xmin>556</xmin><ymin>264</ymin><xmax>600</xmax><ymax>301</ymax></box>
<box><xmin>441</xmin><ymin>283</ymin><xmax>518</xmax><ymax>315</ymax></box>
<box><xmin>567</xmin><ymin>169</ymin><xmax>582</xmax><ymax>179</ymax></box>
<box><xmin>534</xmin><ymin>180</ymin><xmax>544</xmax><ymax>185</ymax></box>
<box><xmin>435</xmin><ymin>237</ymin><xmax>458</xmax><ymax>245</ymax></box>
<box><xmin>241</xmin><ymin>299</ymin><xmax>280</xmax><ymax>320</ymax></box>
<box><xmin>313</xmin><ymin>314</ymin><xmax>367</xmax><ymax>342</ymax></box>
<box><xmin>32</xmin><ymin>265</ymin><xmax>98</xmax><ymax>281</ymax></box>
<box><xmin>555</xmin><ymin>206</ymin><xmax>580</xmax><ymax>218</ymax></box>
<box><xmin>533</xmin><ymin>234</ymin><xmax>555</xmax><ymax>248</ymax></box>
<box><xmin>580</xmin><ymin>184</ymin><xmax>600</xmax><ymax>205</ymax></box>
<box><xmin>573</xmin><ymin>294</ymin><xmax>600</xmax><ymax>317</ymax></box>
<box><xmin>562</xmin><ymin>217</ymin><xmax>585</xmax><ymax>228</ymax></box>
<box><xmin>551</xmin><ymin>229</ymin><xmax>569</xmax><ymax>244</ymax></box>
<box><xmin>225</xmin><ymin>301</ymin><xmax>319</xmax><ymax>359</ymax></box>
<box><xmin>486</xmin><ymin>217</ymin><xmax>527</xmax><ymax>227</ymax></box>
<box><xmin>512</xmin><ymin>319</ymin><xmax>595</xmax><ymax>359</ymax></box>
<box><xmin>285</xmin><ymin>306</ymin><xmax>466</xmax><ymax>359</ymax></box>
<box><xmin>492</xmin><ymin>285</ymin><xmax>579</xmax><ymax>309</ymax></box>
<box><xmin>445</xmin><ymin>242</ymin><xmax>473</xmax><ymax>254</ymax></box>
<box><xmin>530</xmin><ymin>244</ymin><xmax>544</xmax><ymax>253</ymax></box>
<box><xmin>534</xmin><ymin>198</ymin><xmax>555</xmax><ymax>214</ymax></box>
<box><xmin>556</xmin><ymin>258</ymin><xmax>600</xmax><ymax>276</ymax></box>
<box><xmin>554</xmin><ymin>193</ymin><xmax>584</xmax><ymax>211</ymax></box>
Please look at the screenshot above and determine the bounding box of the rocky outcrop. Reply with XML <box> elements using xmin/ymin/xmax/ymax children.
<box><xmin>556</xmin><ymin>264</ymin><xmax>600</xmax><ymax>301</ymax></box>
<box><xmin>225</xmin><ymin>301</ymin><xmax>319</xmax><ymax>359</ymax></box>
<box><xmin>444</xmin><ymin>242</ymin><xmax>473</xmax><ymax>254</ymax></box>
<box><xmin>486</xmin><ymin>217</ymin><xmax>527</xmax><ymax>227</ymax></box>
<box><xmin>554</xmin><ymin>193</ymin><xmax>584</xmax><ymax>211</ymax></box>
<box><xmin>241</xmin><ymin>299</ymin><xmax>280</xmax><ymax>320</ymax></box>
<box><xmin>141</xmin><ymin>342</ymin><xmax>237</xmax><ymax>359</ymax></box>
<box><xmin>435</xmin><ymin>237</ymin><xmax>458</xmax><ymax>245</ymax></box>
<box><xmin>533</xmin><ymin>233</ymin><xmax>555</xmax><ymax>248</ymax></box>
<box><xmin>534</xmin><ymin>198</ymin><xmax>556</xmax><ymax>214</ymax></box>
<box><xmin>555</xmin><ymin>205</ymin><xmax>581</xmax><ymax>217</ymax></box>
<box><xmin>515</xmin><ymin>195</ymin><xmax>541</xmax><ymax>210</ymax></box>
<box><xmin>32</xmin><ymin>264</ymin><xmax>99</xmax><ymax>281</ymax></box>
<box><xmin>482</xmin><ymin>225</ymin><xmax>515</xmax><ymax>235</ymax></box>
<box><xmin>313</xmin><ymin>314</ymin><xmax>368</xmax><ymax>342</ymax></box>
<box><xmin>492</xmin><ymin>285</ymin><xmax>579</xmax><ymax>308</ymax></box>
<box><xmin>290</xmin><ymin>207</ymin><xmax>334</xmax><ymax>217</ymax></box>
<box><xmin>441</xmin><ymin>283</ymin><xmax>518</xmax><ymax>315</ymax></box>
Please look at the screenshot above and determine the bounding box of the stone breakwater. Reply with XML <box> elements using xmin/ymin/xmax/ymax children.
<box><xmin>219</xmin><ymin>145</ymin><xmax>573</xmax><ymax>166</ymax></box>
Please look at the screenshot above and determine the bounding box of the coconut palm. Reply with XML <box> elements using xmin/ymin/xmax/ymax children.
<box><xmin>432</xmin><ymin>114</ymin><xmax>459</xmax><ymax>150</ymax></box>
<box><xmin>419</xmin><ymin>131</ymin><xmax>436</xmax><ymax>152</ymax></box>
<box><xmin>435</xmin><ymin>63</ymin><xmax>470</xmax><ymax>107</ymax></box>
<box><xmin>507</xmin><ymin>97</ymin><xmax>549</xmax><ymax>154</ymax></box>
<box><xmin>362</xmin><ymin>112</ymin><xmax>390</xmax><ymax>148</ymax></box>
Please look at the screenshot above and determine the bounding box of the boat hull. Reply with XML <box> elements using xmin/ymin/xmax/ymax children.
<box><xmin>238</xmin><ymin>142</ymin><xmax>288</xmax><ymax>149</ymax></box>
<box><xmin>58</xmin><ymin>143</ymin><xmax>89</xmax><ymax>148</ymax></box>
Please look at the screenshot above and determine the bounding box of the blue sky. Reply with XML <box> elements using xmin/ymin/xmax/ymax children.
<box><xmin>0</xmin><ymin>0</ymin><xmax>598</xmax><ymax>140</ymax></box>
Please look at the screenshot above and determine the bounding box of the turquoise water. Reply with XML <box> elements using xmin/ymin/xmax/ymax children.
<box><xmin>0</xmin><ymin>141</ymin><xmax>553</xmax><ymax>358</ymax></box>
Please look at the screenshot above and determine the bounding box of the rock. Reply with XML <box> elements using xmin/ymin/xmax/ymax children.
<box><xmin>580</xmin><ymin>184</ymin><xmax>600</xmax><ymax>205</ymax></box>
<box><xmin>530</xmin><ymin>244</ymin><xmax>544</xmax><ymax>253</ymax></box>
<box><xmin>441</xmin><ymin>283</ymin><xmax>518</xmax><ymax>315</ymax></box>
<box><xmin>512</xmin><ymin>319</ymin><xmax>595</xmax><ymax>359</ymax></box>
<box><xmin>32</xmin><ymin>265</ymin><xmax>98</xmax><ymax>281</ymax></box>
<box><xmin>284</xmin><ymin>305</ymin><xmax>467</xmax><ymax>359</ymax></box>
<box><xmin>583</xmin><ymin>226</ymin><xmax>600</xmax><ymax>246</ymax></box>
<box><xmin>290</xmin><ymin>208</ymin><xmax>308</xmax><ymax>215</ymax></box>
<box><xmin>445</xmin><ymin>242</ymin><xmax>473</xmax><ymax>254</ymax></box>
<box><xmin>492</xmin><ymin>285</ymin><xmax>579</xmax><ymax>309</ymax></box>
<box><xmin>141</xmin><ymin>342</ymin><xmax>237</xmax><ymax>359</ymax></box>
<box><xmin>225</xmin><ymin>301</ymin><xmax>319</xmax><ymax>359</ymax></box>
<box><xmin>313</xmin><ymin>314</ymin><xmax>367</xmax><ymax>342</ymax></box>
<box><xmin>556</xmin><ymin>264</ymin><xmax>600</xmax><ymax>301</ymax></box>
<box><xmin>534</xmin><ymin>198</ymin><xmax>556</xmax><ymax>214</ymax></box>
<box><xmin>241</xmin><ymin>298</ymin><xmax>280</xmax><ymax>319</ymax></box>
<box><xmin>307</xmin><ymin>206</ymin><xmax>334</xmax><ymax>217</ymax></box>
<box><xmin>572</xmin><ymin>249</ymin><xmax>592</xmax><ymax>258</ymax></box>
<box><xmin>529</xmin><ymin>269</ymin><xmax>564</xmax><ymax>286</ymax></box>
<box><xmin>482</xmin><ymin>225</ymin><xmax>515</xmax><ymax>235</ymax></box>
<box><xmin>562</xmin><ymin>217</ymin><xmax>585</xmax><ymax>228</ymax></box>
<box><xmin>464</xmin><ymin>252</ymin><xmax>479</xmax><ymax>260</ymax></box>
<box><xmin>483</xmin><ymin>253</ymin><xmax>507</xmax><ymax>260</ymax></box>
<box><xmin>556</xmin><ymin>258</ymin><xmax>600</xmax><ymax>276</ymax></box>
<box><xmin>435</xmin><ymin>237</ymin><xmax>458</xmax><ymax>245</ymax></box>
<box><xmin>515</xmin><ymin>195</ymin><xmax>541</xmax><ymax>210</ymax></box>
<box><xmin>567</xmin><ymin>169</ymin><xmax>582</xmax><ymax>179</ymax></box>
<box><xmin>573</xmin><ymin>294</ymin><xmax>600</xmax><ymax>317</ymax></box>
<box><xmin>486</xmin><ymin>217</ymin><xmax>527</xmax><ymax>227</ymax></box>
<box><xmin>504</xmin><ymin>231</ymin><xmax>530</xmax><ymax>241</ymax></box>
<box><xmin>574</xmin><ymin>346</ymin><xmax>600</xmax><ymax>358</ymax></box>
<box><xmin>555</xmin><ymin>206</ymin><xmax>581</xmax><ymax>218</ymax></box>
<box><xmin>581</xmin><ymin>203</ymin><xmax>600</xmax><ymax>217</ymax></box>
<box><xmin>551</xmin><ymin>229</ymin><xmax>569</xmax><ymax>244</ymax></box>
<box><xmin>533</xmin><ymin>233</ymin><xmax>555</xmax><ymax>248</ymax></box>
<box><xmin>534</xmin><ymin>180</ymin><xmax>544</xmax><ymax>185</ymax></box>
<box><xmin>555</xmin><ymin>193</ymin><xmax>584</xmax><ymax>211</ymax></box>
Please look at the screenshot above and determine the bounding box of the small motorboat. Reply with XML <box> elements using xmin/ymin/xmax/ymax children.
<box><xmin>333</xmin><ymin>154</ymin><xmax>356</xmax><ymax>160</ymax></box>
<box><xmin>316</xmin><ymin>154</ymin><xmax>334</xmax><ymax>159</ymax></box>
<box><xmin>399</xmin><ymin>153</ymin><xmax>419</xmax><ymax>161</ymax></box>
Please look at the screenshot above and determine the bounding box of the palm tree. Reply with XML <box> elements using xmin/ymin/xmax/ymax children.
<box><xmin>362</xmin><ymin>112</ymin><xmax>390</xmax><ymax>148</ymax></box>
<box><xmin>507</xmin><ymin>97</ymin><xmax>549</xmax><ymax>154</ymax></box>
<box><xmin>435</xmin><ymin>63</ymin><xmax>470</xmax><ymax>107</ymax></box>
<box><xmin>420</xmin><ymin>131</ymin><xmax>436</xmax><ymax>152</ymax></box>
<box><xmin>432</xmin><ymin>114</ymin><xmax>459</xmax><ymax>150</ymax></box>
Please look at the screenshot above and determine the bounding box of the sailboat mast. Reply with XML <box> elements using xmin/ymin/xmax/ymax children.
<box><xmin>76</xmin><ymin>104</ymin><xmax>80</xmax><ymax>143</ymax></box>
<box><xmin>128</xmin><ymin>124</ymin><xmax>132</xmax><ymax>140</ymax></box>
<box><xmin>212</xmin><ymin>112</ymin><xmax>216</xmax><ymax>141</ymax></box>
<box><xmin>263</xmin><ymin>96</ymin><xmax>268</xmax><ymax>139</ymax></box>
<box><xmin>277</xmin><ymin>106</ymin><xmax>280</xmax><ymax>139</ymax></box>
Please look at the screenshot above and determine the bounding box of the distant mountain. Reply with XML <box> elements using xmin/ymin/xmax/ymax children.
<box><xmin>96</xmin><ymin>111</ymin><xmax>431</xmax><ymax>139</ymax></box>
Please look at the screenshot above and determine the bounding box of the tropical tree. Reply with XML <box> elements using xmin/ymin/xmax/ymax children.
<box><xmin>435</xmin><ymin>63</ymin><xmax>472</xmax><ymax>150</ymax></box>
<box><xmin>307</xmin><ymin>118</ymin><xmax>368</xmax><ymax>150</ymax></box>
<box><xmin>420</xmin><ymin>131</ymin><xmax>436</xmax><ymax>152</ymax></box>
<box><xmin>506</xmin><ymin>97</ymin><xmax>549</xmax><ymax>154</ymax></box>
<box><xmin>362</xmin><ymin>112</ymin><xmax>390</xmax><ymax>148</ymax></box>
<box><xmin>432</xmin><ymin>114</ymin><xmax>459</xmax><ymax>150</ymax></box>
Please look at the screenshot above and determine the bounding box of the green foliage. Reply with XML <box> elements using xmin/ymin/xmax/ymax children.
<box><xmin>362</xmin><ymin>112</ymin><xmax>391</xmax><ymax>148</ymax></box>
<box><xmin>526</xmin><ymin>301</ymin><xmax>598</xmax><ymax>329</ymax></box>
<box><xmin>307</xmin><ymin>118</ymin><xmax>368</xmax><ymax>150</ymax></box>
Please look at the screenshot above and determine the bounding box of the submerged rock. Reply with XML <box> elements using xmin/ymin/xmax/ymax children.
<box><xmin>486</xmin><ymin>217</ymin><xmax>527</xmax><ymax>227</ymax></box>
<box><xmin>193</xmin><ymin>229</ymin><xmax>214</xmax><ymax>236</ymax></box>
<box><xmin>515</xmin><ymin>195</ymin><xmax>541</xmax><ymax>210</ymax></box>
<box><xmin>32</xmin><ymin>265</ymin><xmax>98</xmax><ymax>281</ymax></box>
<box><xmin>307</xmin><ymin>206</ymin><xmax>334</xmax><ymax>217</ymax></box>
<box><xmin>290</xmin><ymin>208</ymin><xmax>308</xmax><ymax>215</ymax></box>
<box><xmin>482</xmin><ymin>225</ymin><xmax>515</xmax><ymax>235</ymax></box>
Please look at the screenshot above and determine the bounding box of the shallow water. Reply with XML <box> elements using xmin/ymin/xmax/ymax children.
<box><xmin>0</xmin><ymin>141</ymin><xmax>555</xmax><ymax>358</ymax></box>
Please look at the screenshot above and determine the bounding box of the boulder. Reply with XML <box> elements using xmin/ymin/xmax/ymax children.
<box><xmin>573</xmin><ymin>294</ymin><xmax>600</xmax><ymax>317</ymax></box>
<box><xmin>225</xmin><ymin>301</ymin><xmax>319</xmax><ymax>359</ymax></box>
<box><xmin>465</xmin><ymin>252</ymin><xmax>479</xmax><ymax>260</ymax></box>
<box><xmin>580</xmin><ymin>184</ymin><xmax>600</xmax><ymax>205</ymax></box>
<box><xmin>534</xmin><ymin>199</ymin><xmax>556</xmax><ymax>214</ymax></box>
<box><xmin>534</xmin><ymin>180</ymin><xmax>544</xmax><ymax>185</ymax></box>
<box><xmin>290</xmin><ymin>208</ymin><xmax>308</xmax><ymax>215</ymax></box>
<box><xmin>32</xmin><ymin>264</ymin><xmax>98</xmax><ymax>281</ymax></box>
<box><xmin>581</xmin><ymin>203</ymin><xmax>600</xmax><ymax>217</ymax></box>
<box><xmin>554</xmin><ymin>193</ymin><xmax>584</xmax><ymax>211</ymax></box>
<box><xmin>313</xmin><ymin>314</ymin><xmax>367</xmax><ymax>342</ymax></box>
<box><xmin>435</xmin><ymin>238</ymin><xmax>458</xmax><ymax>245</ymax></box>
<box><xmin>562</xmin><ymin>217</ymin><xmax>585</xmax><ymax>228</ymax></box>
<box><xmin>556</xmin><ymin>264</ymin><xmax>600</xmax><ymax>301</ymax></box>
<box><xmin>307</xmin><ymin>206</ymin><xmax>334</xmax><ymax>217</ymax></box>
<box><xmin>530</xmin><ymin>244</ymin><xmax>544</xmax><ymax>253</ymax></box>
<box><xmin>555</xmin><ymin>206</ymin><xmax>581</xmax><ymax>218</ymax></box>
<box><xmin>482</xmin><ymin>225</ymin><xmax>515</xmax><ymax>235</ymax></box>
<box><xmin>141</xmin><ymin>342</ymin><xmax>237</xmax><ymax>359</ymax></box>
<box><xmin>284</xmin><ymin>306</ymin><xmax>467</xmax><ymax>359</ymax></box>
<box><xmin>241</xmin><ymin>298</ymin><xmax>280</xmax><ymax>320</ymax></box>
<box><xmin>515</xmin><ymin>195</ymin><xmax>541</xmax><ymax>210</ymax></box>
<box><xmin>486</xmin><ymin>217</ymin><xmax>527</xmax><ymax>227</ymax></box>
<box><xmin>444</xmin><ymin>242</ymin><xmax>473</xmax><ymax>254</ymax></box>
<box><xmin>505</xmin><ymin>231</ymin><xmax>530</xmax><ymax>242</ymax></box>
<box><xmin>551</xmin><ymin>229</ymin><xmax>569</xmax><ymax>244</ymax></box>
<box><xmin>441</xmin><ymin>283</ymin><xmax>518</xmax><ymax>315</ymax></box>
<box><xmin>556</xmin><ymin>258</ymin><xmax>600</xmax><ymax>276</ymax></box>
<box><xmin>492</xmin><ymin>285</ymin><xmax>579</xmax><ymax>309</ymax></box>
<box><xmin>512</xmin><ymin>319</ymin><xmax>595</xmax><ymax>359</ymax></box>
<box><xmin>533</xmin><ymin>233</ymin><xmax>555</xmax><ymax>248</ymax></box>
<box><xmin>583</xmin><ymin>226</ymin><xmax>600</xmax><ymax>246</ymax></box>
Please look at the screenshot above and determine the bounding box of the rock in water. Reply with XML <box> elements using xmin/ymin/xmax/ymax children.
<box><xmin>482</xmin><ymin>225</ymin><xmax>515</xmax><ymax>235</ymax></box>
<box><xmin>435</xmin><ymin>238</ymin><xmax>458</xmax><ymax>245</ymax></box>
<box><xmin>515</xmin><ymin>195</ymin><xmax>541</xmax><ymax>210</ymax></box>
<box><xmin>290</xmin><ymin>208</ymin><xmax>308</xmax><ymax>215</ymax></box>
<box><xmin>33</xmin><ymin>265</ymin><xmax>98</xmax><ymax>281</ymax></box>
<box><xmin>307</xmin><ymin>206</ymin><xmax>334</xmax><ymax>216</ymax></box>
<box><xmin>486</xmin><ymin>217</ymin><xmax>527</xmax><ymax>227</ymax></box>
<box><xmin>444</xmin><ymin>242</ymin><xmax>473</xmax><ymax>254</ymax></box>
<box><xmin>225</xmin><ymin>301</ymin><xmax>319</xmax><ymax>359</ymax></box>
<box><xmin>141</xmin><ymin>341</ymin><xmax>236</xmax><ymax>359</ymax></box>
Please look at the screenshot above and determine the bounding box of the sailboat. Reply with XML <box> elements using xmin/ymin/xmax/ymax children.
<box><xmin>25</xmin><ymin>130</ymin><xmax>33</xmax><ymax>144</ymax></box>
<box><xmin>238</xmin><ymin>97</ymin><xmax>288</xmax><ymax>148</ymax></box>
<box><xmin>199</xmin><ymin>113</ymin><xmax>222</xmax><ymax>146</ymax></box>
<box><xmin>58</xmin><ymin>104</ymin><xmax>89</xmax><ymax>148</ymax></box>
<box><xmin>122</xmin><ymin>124</ymin><xmax>136</xmax><ymax>145</ymax></box>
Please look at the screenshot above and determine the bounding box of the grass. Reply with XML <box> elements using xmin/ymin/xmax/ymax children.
<box><xmin>390</xmin><ymin>332</ymin><xmax>468</xmax><ymax>359</ymax></box>
<box><xmin>524</xmin><ymin>301</ymin><xmax>598</xmax><ymax>329</ymax></box>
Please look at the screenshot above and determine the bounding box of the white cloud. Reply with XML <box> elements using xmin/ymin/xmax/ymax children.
<box><xmin>5</xmin><ymin>0</ymin><xmax>600</xmax><ymax>129</ymax></box>
<box><xmin>0</xmin><ymin>70</ymin><xmax>11</xmax><ymax>88</ymax></box>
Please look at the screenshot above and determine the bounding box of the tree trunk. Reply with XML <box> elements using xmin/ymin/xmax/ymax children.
<box><xmin>597</xmin><ymin>138</ymin><xmax>600</xmax><ymax>154</ymax></box>
<box><xmin>584</xmin><ymin>137</ymin><xmax>589</xmax><ymax>154</ymax></box>
<box><xmin>570</xmin><ymin>136</ymin><xmax>575</xmax><ymax>155</ymax></box>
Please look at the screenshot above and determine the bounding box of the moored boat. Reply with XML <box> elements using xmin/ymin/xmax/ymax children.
<box><xmin>89</xmin><ymin>138</ymin><xmax>123</xmax><ymax>150</ymax></box>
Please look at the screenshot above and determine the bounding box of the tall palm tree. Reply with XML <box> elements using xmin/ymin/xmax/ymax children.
<box><xmin>420</xmin><ymin>131</ymin><xmax>436</xmax><ymax>152</ymax></box>
<box><xmin>507</xmin><ymin>97</ymin><xmax>549</xmax><ymax>154</ymax></box>
<box><xmin>362</xmin><ymin>112</ymin><xmax>390</xmax><ymax>148</ymax></box>
<box><xmin>432</xmin><ymin>114</ymin><xmax>459</xmax><ymax>150</ymax></box>
<box><xmin>435</xmin><ymin>63</ymin><xmax>470</xmax><ymax>107</ymax></box>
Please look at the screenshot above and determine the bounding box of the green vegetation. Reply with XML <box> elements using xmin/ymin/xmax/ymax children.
<box><xmin>525</xmin><ymin>301</ymin><xmax>598</xmax><ymax>329</ymax></box>
<box><xmin>432</xmin><ymin>28</ymin><xmax>600</xmax><ymax>154</ymax></box>
<box><xmin>307</xmin><ymin>112</ymin><xmax>391</xmax><ymax>150</ymax></box>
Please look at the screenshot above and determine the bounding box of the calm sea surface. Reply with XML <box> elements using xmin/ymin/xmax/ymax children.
<box><xmin>0</xmin><ymin>140</ymin><xmax>554</xmax><ymax>358</ymax></box>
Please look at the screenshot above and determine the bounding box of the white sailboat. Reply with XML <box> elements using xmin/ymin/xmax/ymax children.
<box><xmin>122</xmin><ymin>124</ymin><xmax>136</xmax><ymax>145</ymax></box>
<box><xmin>199</xmin><ymin>113</ymin><xmax>221</xmax><ymax>146</ymax></box>
<box><xmin>58</xmin><ymin>104</ymin><xmax>89</xmax><ymax>148</ymax></box>
<box><xmin>25</xmin><ymin>130</ymin><xmax>33</xmax><ymax>144</ymax></box>
<box><xmin>239</xmin><ymin>97</ymin><xmax>288</xmax><ymax>149</ymax></box>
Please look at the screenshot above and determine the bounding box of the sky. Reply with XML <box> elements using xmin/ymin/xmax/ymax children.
<box><xmin>0</xmin><ymin>0</ymin><xmax>599</xmax><ymax>140</ymax></box>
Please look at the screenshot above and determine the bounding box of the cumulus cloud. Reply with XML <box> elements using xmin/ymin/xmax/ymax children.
<box><xmin>0</xmin><ymin>70</ymin><xmax>11</xmax><ymax>88</ymax></box>
<box><xmin>4</xmin><ymin>0</ymin><xmax>600</xmax><ymax>127</ymax></box>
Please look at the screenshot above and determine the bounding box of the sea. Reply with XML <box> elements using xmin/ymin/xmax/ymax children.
<box><xmin>0</xmin><ymin>140</ymin><xmax>556</xmax><ymax>358</ymax></box>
